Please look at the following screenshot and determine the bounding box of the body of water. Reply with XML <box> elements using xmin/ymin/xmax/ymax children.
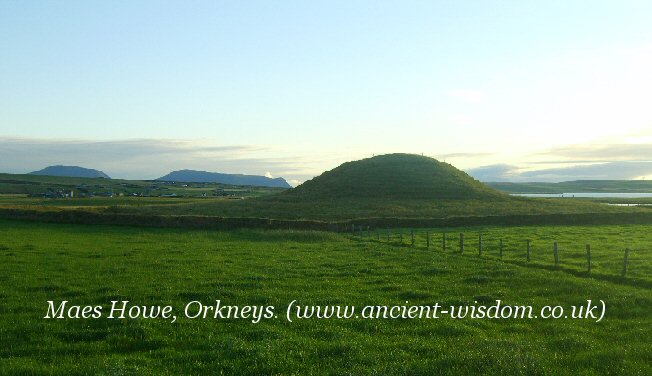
<box><xmin>606</xmin><ymin>203</ymin><xmax>652</xmax><ymax>206</ymax></box>
<box><xmin>511</xmin><ymin>192</ymin><xmax>652</xmax><ymax>198</ymax></box>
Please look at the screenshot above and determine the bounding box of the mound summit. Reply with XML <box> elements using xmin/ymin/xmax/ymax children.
<box><xmin>288</xmin><ymin>153</ymin><xmax>503</xmax><ymax>200</ymax></box>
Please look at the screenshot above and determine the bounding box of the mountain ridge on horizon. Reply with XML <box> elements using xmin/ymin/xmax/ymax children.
<box><xmin>29</xmin><ymin>165</ymin><xmax>110</xmax><ymax>179</ymax></box>
<box><xmin>157</xmin><ymin>169</ymin><xmax>292</xmax><ymax>188</ymax></box>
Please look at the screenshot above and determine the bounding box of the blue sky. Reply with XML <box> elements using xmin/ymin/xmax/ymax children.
<box><xmin>2</xmin><ymin>1</ymin><xmax>652</xmax><ymax>183</ymax></box>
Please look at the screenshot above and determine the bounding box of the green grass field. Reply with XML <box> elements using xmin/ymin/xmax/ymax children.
<box><xmin>102</xmin><ymin>195</ymin><xmax>648</xmax><ymax>220</ymax></box>
<box><xmin>1</xmin><ymin>219</ymin><xmax>650</xmax><ymax>374</ymax></box>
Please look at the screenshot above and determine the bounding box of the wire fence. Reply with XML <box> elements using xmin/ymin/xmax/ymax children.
<box><xmin>346</xmin><ymin>226</ymin><xmax>648</xmax><ymax>281</ymax></box>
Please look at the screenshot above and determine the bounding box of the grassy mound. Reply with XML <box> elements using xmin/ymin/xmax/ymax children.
<box><xmin>286</xmin><ymin>153</ymin><xmax>503</xmax><ymax>200</ymax></box>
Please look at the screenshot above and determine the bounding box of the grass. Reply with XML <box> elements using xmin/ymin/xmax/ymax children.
<box><xmin>1</xmin><ymin>219</ymin><xmax>650</xmax><ymax>374</ymax></box>
<box><xmin>291</xmin><ymin>154</ymin><xmax>501</xmax><ymax>200</ymax></box>
<box><xmin>368</xmin><ymin>225</ymin><xmax>651</xmax><ymax>284</ymax></box>
<box><xmin>100</xmin><ymin>195</ymin><xmax>646</xmax><ymax>221</ymax></box>
<box><xmin>4</xmin><ymin>192</ymin><xmax>647</xmax><ymax>225</ymax></box>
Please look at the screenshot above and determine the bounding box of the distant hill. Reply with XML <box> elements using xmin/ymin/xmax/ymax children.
<box><xmin>487</xmin><ymin>180</ymin><xmax>652</xmax><ymax>194</ymax></box>
<box><xmin>157</xmin><ymin>170</ymin><xmax>292</xmax><ymax>188</ymax></box>
<box><xmin>30</xmin><ymin>165</ymin><xmax>110</xmax><ymax>179</ymax></box>
<box><xmin>286</xmin><ymin>153</ymin><xmax>503</xmax><ymax>200</ymax></box>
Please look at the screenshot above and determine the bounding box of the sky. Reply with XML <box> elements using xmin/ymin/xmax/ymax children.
<box><xmin>2</xmin><ymin>1</ymin><xmax>652</xmax><ymax>185</ymax></box>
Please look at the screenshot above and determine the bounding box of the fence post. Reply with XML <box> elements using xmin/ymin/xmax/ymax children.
<box><xmin>622</xmin><ymin>248</ymin><xmax>630</xmax><ymax>277</ymax></box>
<box><xmin>499</xmin><ymin>239</ymin><xmax>503</xmax><ymax>259</ymax></box>
<box><xmin>479</xmin><ymin>234</ymin><xmax>483</xmax><ymax>256</ymax></box>
<box><xmin>443</xmin><ymin>233</ymin><xmax>447</xmax><ymax>253</ymax></box>
<box><xmin>586</xmin><ymin>243</ymin><xmax>591</xmax><ymax>274</ymax></box>
<box><xmin>367</xmin><ymin>226</ymin><xmax>370</xmax><ymax>238</ymax></box>
<box><xmin>554</xmin><ymin>242</ymin><xmax>559</xmax><ymax>268</ymax></box>
<box><xmin>426</xmin><ymin>231</ymin><xmax>430</xmax><ymax>249</ymax></box>
<box><xmin>460</xmin><ymin>233</ymin><xmax>464</xmax><ymax>253</ymax></box>
<box><xmin>387</xmin><ymin>228</ymin><xmax>390</xmax><ymax>243</ymax></box>
<box><xmin>376</xmin><ymin>229</ymin><xmax>380</xmax><ymax>241</ymax></box>
<box><xmin>527</xmin><ymin>239</ymin><xmax>531</xmax><ymax>262</ymax></box>
<box><xmin>411</xmin><ymin>229</ymin><xmax>415</xmax><ymax>247</ymax></box>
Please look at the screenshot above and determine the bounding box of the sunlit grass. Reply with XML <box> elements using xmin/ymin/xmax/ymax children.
<box><xmin>0</xmin><ymin>220</ymin><xmax>650</xmax><ymax>374</ymax></box>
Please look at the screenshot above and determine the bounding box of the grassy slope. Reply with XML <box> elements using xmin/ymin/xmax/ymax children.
<box><xmin>2</xmin><ymin>191</ymin><xmax>646</xmax><ymax>222</ymax></box>
<box><xmin>100</xmin><ymin>195</ymin><xmax>644</xmax><ymax>221</ymax></box>
<box><xmin>0</xmin><ymin>219</ymin><xmax>650</xmax><ymax>374</ymax></box>
<box><xmin>290</xmin><ymin>153</ymin><xmax>502</xmax><ymax>200</ymax></box>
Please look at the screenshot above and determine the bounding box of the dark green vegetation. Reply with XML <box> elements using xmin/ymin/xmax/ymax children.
<box><xmin>488</xmin><ymin>180</ymin><xmax>652</xmax><ymax>194</ymax></box>
<box><xmin>290</xmin><ymin>153</ymin><xmax>501</xmax><ymax>199</ymax></box>
<box><xmin>105</xmin><ymin>195</ymin><xmax>644</xmax><ymax>222</ymax></box>
<box><xmin>1</xmin><ymin>219</ymin><xmax>650</xmax><ymax>374</ymax></box>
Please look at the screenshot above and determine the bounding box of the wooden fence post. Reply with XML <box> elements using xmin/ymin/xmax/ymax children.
<box><xmin>499</xmin><ymin>239</ymin><xmax>503</xmax><ymax>259</ymax></box>
<box><xmin>586</xmin><ymin>243</ymin><xmax>591</xmax><ymax>274</ymax></box>
<box><xmin>622</xmin><ymin>248</ymin><xmax>630</xmax><ymax>277</ymax></box>
<box><xmin>479</xmin><ymin>234</ymin><xmax>483</xmax><ymax>256</ymax></box>
<box><xmin>460</xmin><ymin>233</ymin><xmax>464</xmax><ymax>253</ymax></box>
<box><xmin>554</xmin><ymin>242</ymin><xmax>559</xmax><ymax>268</ymax></box>
<box><xmin>426</xmin><ymin>231</ymin><xmax>430</xmax><ymax>249</ymax></box>
<box><xmin>411</xmin><ymin>229</ymin><xmax>415</xmax><ymax>247</ymax></box>
<box><xmin>443</xmin><ymin>233</ymin><xmax>447</xmax><ymax>253</ymax></box>
<box><xmin>527</xmin><ymin>239</ymin><xmax>531</xmax><ymax>262</ymax></box>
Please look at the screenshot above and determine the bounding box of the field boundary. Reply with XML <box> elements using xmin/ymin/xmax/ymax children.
<box><xmin>3</xmin><ymin>207</ymin><xmax>652</xmax><ymax>230</ymax></box>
